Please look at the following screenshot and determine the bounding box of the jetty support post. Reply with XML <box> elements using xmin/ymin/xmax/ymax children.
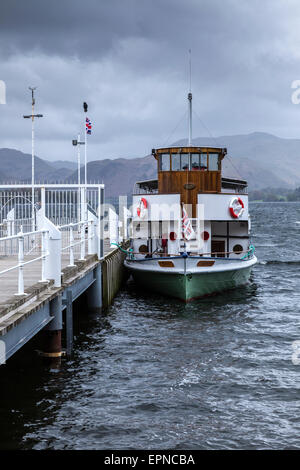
<box><xmin>87</xmin><ymin>264</ymin><xmax>102</xmax><ymax>313</ymax></box>
<box><xmin>63</xmin><ymin>290</ymin><xmax>73</xmax><ymax>357</ymax></box>
<box><xmin>42</xmin><ymin>294</ymin><xmax>63</xmax><ymax>360</ymax></box>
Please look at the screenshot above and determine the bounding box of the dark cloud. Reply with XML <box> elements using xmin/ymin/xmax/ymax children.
<box><xmin>0</xmin><ymin>0</ymin><xmax>300</xmax><ymax>162</ymax></box>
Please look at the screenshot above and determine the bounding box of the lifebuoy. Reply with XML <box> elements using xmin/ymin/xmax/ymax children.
<box><xmin>201</xmin><ymin>231</ymin><xmax>210</xmax><ymax>241</ymax></box>
<box><xmin>137</xmin><ymin>197</ymin><xmax>148</xmax><ymax>218</ymax></box>
<box><xmin>229</xmin><ymin>197</ymin><xmax>244</xmax><ymax>219</ymax></box>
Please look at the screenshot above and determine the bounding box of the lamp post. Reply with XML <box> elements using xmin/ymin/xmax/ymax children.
<box><xmin>83</xmin><ymin>102</ymin><xmax>89</xmax><ymax>224</ymax></box>
<box><xmin>72</xmin><ymin>136</ymin><xmax>85</xmax><ymax>222</ymax></box>
<box><xmin>23</xmin><ymin>87</ymin><xmax>43</xmax><ymax>230</ymax></box>
<box><xmin>83</xmin><ymin>102</ymin><xmax>88</xmax><ymax>187</ymax></box>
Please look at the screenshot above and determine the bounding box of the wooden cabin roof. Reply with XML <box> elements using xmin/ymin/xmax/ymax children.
<box><xmin>152</xmin><ymin>146</ymin><xmax>227</xmax><ymax>159</ymax></box>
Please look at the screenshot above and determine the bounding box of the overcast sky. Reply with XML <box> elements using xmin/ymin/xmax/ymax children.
<box><xmin>1</xmin><ymin>0</ymin><xmax>300</xmax><ymax>162</ymax></box>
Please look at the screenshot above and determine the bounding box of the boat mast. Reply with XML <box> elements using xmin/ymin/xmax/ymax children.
<box><xmin>188</xmin><ymin>49</ymin><xmax>192</xmax><ymax>146</ymax></box>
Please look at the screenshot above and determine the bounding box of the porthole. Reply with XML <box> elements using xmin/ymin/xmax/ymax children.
<box><xmin>138</xmin><ymin>244</ymin><xmax>148</xmax><ymax>253</ymax></box>
<box><xmin>233</xmin><ymin>244</ymin><xmax>243</xmax><ymax>254</ymax></box>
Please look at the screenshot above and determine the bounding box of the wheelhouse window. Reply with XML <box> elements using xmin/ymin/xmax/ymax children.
<box><xmin>159</xmin><ymin>153</ymin><xmax>170</xmax><ymax>171</ymax></box>
<box><xmin>160</xmin><ymin>150</ymin><xmax>221</xmax><ymax>172</ymax></box>
<box><xmin>181</xmin><ymin>153</ymin><xmax>189</xmax><ymax>171</ymax></box>
<box><xmin>208</xmin><ymin>153</ymin><xmax>219</xmax><ymax>171</ymax></box>
<box><xmin>191</xmin><ymin>153</ymin><xmax>200</xmax><ymax>170</ymax></box>
<box><xmin>171</xmin><ymin>153</ymin><xmax>180</xmax><ymax>171</ymax></box>
<box><xmin>200</xmin><ymin>153</ymin><xmax>207</xmax><ymax>170</ymax></box>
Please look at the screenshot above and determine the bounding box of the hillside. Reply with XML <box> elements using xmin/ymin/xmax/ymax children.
<box><xmin>1</xmin><ymin>132</ymin><xmax>300</xmax><ymax>194</ymax></box>
<box><xmin>174</xmin><ymin>132</ymin><xmax>300</xmax><ymax>189</ymax></box>
<box><xmin>0</xmin><ymin>148</ymin><xmax>75</xmax><ymax>183</ymax></box>
<box><xmin>67</xmin><ymin>132</ymin><xmax>300</xmax><ymax>195</ymax></box>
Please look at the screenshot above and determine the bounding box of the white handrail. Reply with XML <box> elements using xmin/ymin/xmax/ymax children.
<box><xmin>0</xmin><ymin>217</ymin><xmax>97</xmax><ymax>295</ymax></box>
<box><xmin>0</xmin><ymin>227</ymin><xmax>50</xmax><ymax>295</ymax></box>
<box><xmin>58</xmin><ymin>219</ymin><xmax>95</xmax><ymax>266</ymax></box>
<box><xmin>0</xmin><ymin>228</ymin><xmax>45</xmax><ymax>243</ymax></box>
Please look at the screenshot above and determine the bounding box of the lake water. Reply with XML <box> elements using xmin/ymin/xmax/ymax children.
<box><xmin>0</xmin><ymin>202</ymin><xmax>300</xmax><ymax>450</ymax></box>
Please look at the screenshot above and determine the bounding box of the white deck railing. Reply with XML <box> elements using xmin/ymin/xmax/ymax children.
<box><xmin>0</xmin><ymin>183</ymin><xmax>105</xmax><ymax>296</ymax></box>
<box><xmin>0</xmin><ymin>228</ymin><xmax>49</xmax><ymax>295</ymax></box>
<box><xmin>59</xmin><ymin>219</ymin><xmax>96</xmax><ymax>267</ymax></box>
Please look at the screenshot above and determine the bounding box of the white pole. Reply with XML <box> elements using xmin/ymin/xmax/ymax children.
<box><xmin>188</xmin><ymin>49</ymin><xmax>192</xmax><ymax>147</ymax></box>
<box><xmin>69</xmin><ymin>224</ymin><xmax>75</xmax><ymax>267</ymax></box>
<box><xmin>77</xmin><ymin>133</ymin><xmax>81</xmax><ymax>223</ymax></box>
<box><xmin>84</xmin><ymin>122</ymin><xmax>88</xmax><ymax>225</ymax></box>
<box><xmin>84</xmin><ymin>124</ymin><xmax>87</xmax><ymax>187</ymax></box>
<box><xmin>31</xmin><ymin>101</ymin><xmax>35</xmax><ymax>231</ymax></box>
<box><xmin>40</xmin><ymin>229</ymin><xmax>48</xmax><ymax>283</ymax></box>
<box><xmin>17</xmin><ymin>228</ymin><xmax>25</xmax><ymax>296</ymax></box>
<box><xmin>77</xmin><ymin>133</ymin><xmax>81</xmax><ymax>186</ymax></box>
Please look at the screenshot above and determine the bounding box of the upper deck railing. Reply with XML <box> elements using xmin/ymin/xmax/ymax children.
<box><xmin>133</xmin><ymin>177</ymin><xmax>248</xmax><ymax>195</ymax></box>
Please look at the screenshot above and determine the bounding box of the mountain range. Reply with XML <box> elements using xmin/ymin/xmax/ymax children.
<box><xmin>0</xmin><ymin>132</ymin><xmax>300</xmax><ymax>196</ymax></box>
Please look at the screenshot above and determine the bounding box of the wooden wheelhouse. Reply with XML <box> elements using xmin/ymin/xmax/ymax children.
<box><xmin>152</xmin><ymin>146</ymin><xmax>227</xmax><ymax>217</ymax></box>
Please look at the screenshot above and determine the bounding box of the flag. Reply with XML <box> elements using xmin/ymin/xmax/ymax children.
<box><xmin>86</xmin><ymin>117</ymin><xmax>92</xmax><ymax>135</ymax></box>
<box><xmin>182</xmin><ymin>205</ymin><xmax>195</xmax><ymax>241</ymax></box>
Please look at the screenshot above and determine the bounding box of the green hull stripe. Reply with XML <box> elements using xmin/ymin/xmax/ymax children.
<box><xmin>130</xmin><ymin>266</ymin><xmax>252</xmax><ymax>302</ymax></box>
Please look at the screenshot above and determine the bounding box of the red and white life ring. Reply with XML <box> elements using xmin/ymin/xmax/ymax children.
<box><xmin>169</xmin><ymin>231</ymin><xmax>177</xmax><ymax>241</ymax></box>
<box><xmin>137</xmin><ymin>197</ymin><xmax>148</xmax><ymax>218</ymax></box>
<box><xmin>229</xmin><ymin>197</ymin><xmax>244</xmax><ymax>219</ymax></box>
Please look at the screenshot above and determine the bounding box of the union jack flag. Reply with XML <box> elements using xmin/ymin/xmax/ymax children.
<box><xmin>86</xmin><ymin>117</ymin><xmax>92</xmax><ymax>135</ymax></box>
<box><xmin>182</xmin><ymin>205</ymin><xmax>195</xmax><ymax>241</ymax></box>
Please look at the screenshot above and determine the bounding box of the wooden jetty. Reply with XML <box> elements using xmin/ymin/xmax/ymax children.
<box><xmin>0</xmin><ymin>184</ymin><xmax>128</xmax><ymax>364</ymax></box>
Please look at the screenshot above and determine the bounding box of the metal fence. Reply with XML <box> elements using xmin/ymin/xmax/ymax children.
<box><xmin>0</xmin><ymin>184</ymin><xmax>104</xmax><ymax>236</ymax></box>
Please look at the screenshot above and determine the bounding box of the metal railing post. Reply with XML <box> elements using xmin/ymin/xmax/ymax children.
<box><xmin>88</xmin><ymin>220</ymin><xmax>93</xmax><ymax>255</ymax></box>
<box><xmin>80</xmin><ymin>187</ymin><xmax>85</xmax><ymax>227</ymax></box>
<box><xmin>69</xmin><ymin>224</ymin><xmax>75</xmax><ymax>266</ymax></box>
<box><xmin>17</xmin><ymin>227</ymin><xmax>25</xmax><ymax>296</ymax></box>
<box><xmin>40</xmin><ymin>186</ymin><xmax>46</xmax><ymax>217</ymax></box>
<box><xmin>80</xmin><ymin>222</ymin><xmax>85</xmax><ymax>260</ymax></box>
<box><xmin>40</xmin><ymin>229</ymin><xmax>48</xmax><ymax>282</ymax></box>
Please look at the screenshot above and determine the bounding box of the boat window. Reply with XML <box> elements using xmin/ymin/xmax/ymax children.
<box><xmin>181</xmin><ymin>153</ymin><xmax>189</xmax><ymax>171</ymax></box>
<box><xmin>191</xmin><ymin>153</ymin><xmax>200</xmax><ymax>170</ymax></box>
<box><xmin>200</xmin><ymin>153</ymin><xmax>207</xmax><ymax>171</ymax></box>
<box><xmin>160</xmin><ymin>153</ymin><xmax>170</xmax><ymax>171</ymax></box>
<box><xmin>209</xmin><ymin>153</ymin><xmax>219</xmax><ymax>171</ymax></box>
<box><xmin>172</xmin><ymin>153</ymin><xmax>180</xmax><ymax>171</ymax></box>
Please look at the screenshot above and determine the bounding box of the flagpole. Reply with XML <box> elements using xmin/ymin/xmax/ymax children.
<box><xmin>83</xmin><ymin>102</ymin><xmax>89</xmax><ymax>224</ymax></box>
<box><xmin>188</xmin><ymin>49</ymin><xmax>192</xmax><ymax>147</ymax></box>
<box><xmin>77</xmin><ymin>133</ymin><xmax>81</xmax><ymax>222</ymax></box>
<box><xmin>31</xmin><ymin>97</ymin><xmax>35</xmax><ymax>231</ymax></box>
<box><xmin>84</xmin><ymin>117</ymin><xmax>87</xmax><ymax>223</ymax></box>
<box><xmin>84</xmin><ymin>124</ymin><xmax>87</xmax><ymax>187</ymax></box>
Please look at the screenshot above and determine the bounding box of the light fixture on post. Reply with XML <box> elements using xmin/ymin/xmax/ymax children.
<box><xmin>23</xmin><ymin>87</ymin><xmax>43</xmax><ymax>230</ymax></box>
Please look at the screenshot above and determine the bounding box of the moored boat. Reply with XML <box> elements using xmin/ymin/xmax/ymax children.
<box><xmin>124</xmin><ymin>90</ymin><xmax>257</xmax><ymax>302</ymax></box>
